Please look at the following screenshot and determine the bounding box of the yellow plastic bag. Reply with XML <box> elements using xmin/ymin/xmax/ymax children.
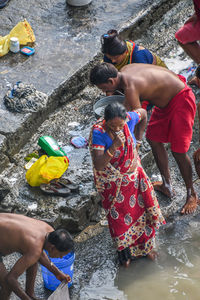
<box><xmin>0</xmin><ymin>19</ymin><xmax>35</xmax><ymax>57</ymax></box>
<box><xmin>26</xmin><ymin>155</ymin><xmax>69</xmax><ymax>187</ymax></box>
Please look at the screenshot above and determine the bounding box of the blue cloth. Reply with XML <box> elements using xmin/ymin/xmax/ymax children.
<box><xmin>131</xmin><ymin>44</ymin><xmax>153</xmax><ymax>64</ymax></box>
<box><xmin>92</xmin><ymin>112</ymin><xmax>140</xmax><ymax>151</ymax></box>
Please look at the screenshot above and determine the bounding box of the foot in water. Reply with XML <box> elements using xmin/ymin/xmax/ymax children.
<box><xmin>147</xmin><ymin>250</ymin><xmax>158</xmax><ymax>261</ymax></box>
<box><xmin>123</xmin><ymin>258</ymin><xmax>131</xmax><ymax>268</ymax></box>
<box><xmin>188</xmin><ymin>76</ymin><xmax>200</xmax><ymax>88</ymax></box>
<box><xmin>152</xmin><ymin>181</ymin><xmax>173</xmax><ymax>198</ymax></box>
<box><xmin>181</xmin><ymin>193</ymin><xmax>198</xmax><ymax>215</ymax></box>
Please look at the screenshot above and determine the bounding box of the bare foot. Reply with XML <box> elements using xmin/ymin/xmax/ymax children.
<box><xmin>188</xmin><ymin>76</ymin><xmax>200</xmax><ymax>88</ymax></box>
<box><xmin>181</xmin><ymin>193</ymin><xmax>198</xmax><ymax>214</ymax></box>
<box><xmin>147</xmin><ymin>250</ymin><xmax>158</xmax><ymax>261</ymax></box>
<box><xmin>152</xmin><ymin>181</ymin><xmax>173</xmax><ymax>198</ymax></box>
<box><xmin>123</xmin><ymin>258</ymin><xmax>131</xmax><ymax>268</ymax></box>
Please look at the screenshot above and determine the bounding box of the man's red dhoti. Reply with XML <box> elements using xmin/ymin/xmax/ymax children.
<box><xmin>146</xmin><ymin>75</ymin><xmax>196</xmax><ymax>153</ymax></box>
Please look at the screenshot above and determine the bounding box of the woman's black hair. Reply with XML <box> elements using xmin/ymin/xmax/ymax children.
<box><xmin>104</xmin><ymin>102</ymin><xmax>126</xmax><ymax>122</ymax></box>
<box><xmin>101</xmin><ymin>29</ymin><xmax>127</xmax><ymax>56</ymax></box>
<box><xmin>90</xmin><ymin>62</ymin><xmax>118</xmax><ymax>85</ymax></box>
<box><xmin>48</xmin><ymin>229</ymin><xmax>74</xmax><ymax>252</ymax></box>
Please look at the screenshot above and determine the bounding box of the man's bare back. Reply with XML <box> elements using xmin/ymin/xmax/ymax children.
<box><xmin>0</xmin><ymin>213</ymin><xmax>74</xmax><ymax>300</ymax></box>
<box><xmin>0</xmin><ymin>213</ymin><xmax>52</xmax><ymax>256</ymax></box>
<box><xmin>120</xmin><ymin>64</ymin><xmax>185</xmax><ymax>109</ymax></box>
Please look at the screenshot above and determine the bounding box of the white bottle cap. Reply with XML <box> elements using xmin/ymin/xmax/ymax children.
<box><xmin>10</xmin><ymin>37</ymin><xmax>19</xmax><ymax>42</ymax></box>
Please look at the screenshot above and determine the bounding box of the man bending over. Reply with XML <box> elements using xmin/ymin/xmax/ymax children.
<box><xmin>0</xmin><ymin>213</ymin><xmax>74</xmax><ymax>300</ymax></box>
<box><xmin>90</xmin><ymin>62</ymin><xmax>197</xmax><ymax>215</ymax></box>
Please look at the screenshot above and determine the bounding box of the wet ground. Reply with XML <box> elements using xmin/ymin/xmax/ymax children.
<box><xmin>0</xmin><ymin>0</ymin><xmax>181</xmax><ymax>170</ymax></box>
<box><xmin>0</xmin><ymin>0</ymin><xmax>157</xmax><ymax>99</ymax></box>
<box><xmin>2</xmin><ymin>0</ymin><xmax>200</xmax><ymax>299</ymax></box>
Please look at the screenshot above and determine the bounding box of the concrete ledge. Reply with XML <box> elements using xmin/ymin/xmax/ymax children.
<box><xmin>120</xmin><ymin>0</ymin><xmax>181</xmax><ymax>40</ymax></box>
<box><xmin>0</xmin><ymin>0</ymin><xmax>182</xmax><ymax>172</ymax></box>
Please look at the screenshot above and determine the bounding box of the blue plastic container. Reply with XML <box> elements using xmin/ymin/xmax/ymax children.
<box><xmin>41</xmin><ymin>251</ymin><xmax>75</xmax><ymax>291</ymax></box>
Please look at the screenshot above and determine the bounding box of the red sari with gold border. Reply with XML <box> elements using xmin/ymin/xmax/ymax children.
<box><xmin>90</xmin><ymin>118</ymin><xmax>165</xmax><ymax>257</ymax></box>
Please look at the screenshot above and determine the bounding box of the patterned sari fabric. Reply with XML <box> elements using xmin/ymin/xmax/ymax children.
<box><xmin>89</xmin><ymin>117</ymin><xmax>165</xmax><ymax>259</ymax></box>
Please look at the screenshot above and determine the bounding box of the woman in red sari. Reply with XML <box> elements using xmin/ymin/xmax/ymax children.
<box><xmin>89</xmin><ymin>102</ymin><xmax>165</xmax><ymax>267</ymax></box>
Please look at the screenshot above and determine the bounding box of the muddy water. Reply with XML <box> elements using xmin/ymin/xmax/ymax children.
<box><xmin>77</xmin><ymin>204</ymin><xmax>200</xmax><ymax>300</ymax></box>
<box><xmin>116</xmin><ymin>219</ymin><xmax>200</xmax><ymax>300</ymax></box>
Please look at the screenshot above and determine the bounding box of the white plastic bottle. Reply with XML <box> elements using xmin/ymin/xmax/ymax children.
<box><xmin>10</xmin><ymin>37</ymin><xmax>20</xmax><ymax>53</ymax></box>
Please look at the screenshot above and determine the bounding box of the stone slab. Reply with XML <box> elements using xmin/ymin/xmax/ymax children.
<box><xmin>0</xmin><ymin>0</ymin><xmax>182</xmax><ymax>171</ymax></box>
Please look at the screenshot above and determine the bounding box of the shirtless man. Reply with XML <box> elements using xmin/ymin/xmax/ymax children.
<box><xmin>90</xmin><ymin>62</ymin><xmax>198</xmax><ymax>214</ymax></box>
<box><xmin>0</xmin><ymin>213</ymin><xmax>74</xmax><ymax>300</ymax></box>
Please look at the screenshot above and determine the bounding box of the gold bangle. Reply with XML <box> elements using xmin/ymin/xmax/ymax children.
<box><xmin>107</xmin><ymin>149</ymin><xmax>113</xmax><ymax>158</ymax></box>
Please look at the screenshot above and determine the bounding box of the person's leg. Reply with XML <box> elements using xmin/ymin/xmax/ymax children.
<box><xmin>147</xmin><ymin>138</ymin><xmax>173</xmax><ymax>197</ymax></box>
<box><xmin>175</xmin><ymin>19</ymin><xmax>200</xmax><ymax>63</ymax></box>
<box><xmin>188</xmin><ymin>75</ymin><xmax>200</xmax><ymax>87</ymax></box>
<box><xmin>188</xmin><ymin>65</ymin><xmax>200</xmax><ymax>87</ymax></box>
<box><xmin>25</xmin><ymin>262</ymin><xmax>38</xmax><ymax>299</ymax></box>
<box><xmin>178</xmin><ymin>41</ymin><xmax>200</xmax><ymax>64</ymax></box>
<box><xmin>172</xmin><ymin>151</ymin><xmax>198</xmax><ymax>214</ymax></box>
<box><xmin>0</xmin><ymin>262</ymin><xmax>12</xmax><ymax>300</ymax></box>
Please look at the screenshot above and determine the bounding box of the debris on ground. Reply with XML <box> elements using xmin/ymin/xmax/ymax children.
<box><xmin>4</xmin><ymin>81</ymin><xmax>48</xmax><ymax>113</ymax></box>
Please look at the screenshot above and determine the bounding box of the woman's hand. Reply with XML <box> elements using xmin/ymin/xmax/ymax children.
<box><xmin>112</xmin><ymin>131</ymin><xmax>124</xmax><ymax>149</ymax></box>
<box><xmin>106</xmin><ymin>91</ymin><xmax>114</xmax><ymax>96</ymax></box>
<box><xmin>136</xmin><ymin>144</ymin><xmax>140</xmax><ymax>152</ymax></box>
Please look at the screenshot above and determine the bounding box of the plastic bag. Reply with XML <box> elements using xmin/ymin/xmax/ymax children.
<box><xmin>0</xmin><ymin>19</ymin><xmax>35</xmax><ymax>57</ymax></box>
<box><xmin>25</xmin><ymin>155</ymin><xmax>69</xmax><ymax>187</ymax></box>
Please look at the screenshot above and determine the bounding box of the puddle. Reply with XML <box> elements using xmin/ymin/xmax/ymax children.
<box><xmin>116</xmin><ymin>220</ymin><xmax>200</xmax><ymax>300</ymax></box>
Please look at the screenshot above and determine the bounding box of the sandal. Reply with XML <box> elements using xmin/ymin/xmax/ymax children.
<box><xmin>50</xmin><ymin>178</ymin><xmax>79</xmax><ymax>193</ymax></box>
<box><xmin>40</xmin><ymin>182</ymin><xmax>71</xmax><ymax>196</ymax></box>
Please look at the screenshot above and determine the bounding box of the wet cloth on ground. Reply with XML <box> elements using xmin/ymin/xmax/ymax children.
<box><xmin>146</xmin><ymin>75</ymin><xmax>196</xmax><ymax>153</ymax></box>
<box><xmin>89</xmin><ymin>112</ymin><xmax>165</xmax><ymax>257</ymax></box>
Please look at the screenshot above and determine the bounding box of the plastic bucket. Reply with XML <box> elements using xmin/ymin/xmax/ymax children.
<box><xmin>93</xmin><ymin>95</ymin><xmax>125</xmax><ymax>118</ymax></box>
<box><xmin>41</xmin><ymin>251</ymin><xmax>75</xmax><ymax>291</ymax></box>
